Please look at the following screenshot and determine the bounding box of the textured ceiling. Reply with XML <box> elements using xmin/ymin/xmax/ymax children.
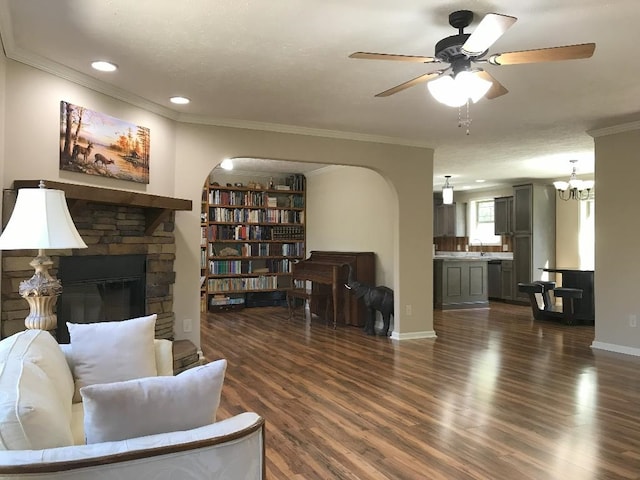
<box><xmin>1</xmin><ymin>0</ymin><xmax>637</xmax><ymax>189</ymax></box>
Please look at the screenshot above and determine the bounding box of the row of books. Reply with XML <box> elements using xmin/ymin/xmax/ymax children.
<box><xmin>208</xmin><ymin>207</ymin><xmax>304</xmax><ymax>224</ymax></box>
<box><xmin>207</xmin><ymin>275</ymin><xmax>279</xmax><ymax>292</ymax></box>
<box><xmin>207</xmin><ymin>189</ymin><xmax>305</xmax><ymax>206</ymax></box>
<box><xmin>285</xmin><ymin>174</ymin><xmax>306</xmax><ymax>191</ymax></box>
<box><xmin>208</xmin><ymin>190</ymin><xmax>265</xmax><ymax>206</ymax></box>
<box><xmin>271</xmin><ymin>225</ymin><xmax>305</xmax><ymax>240</ymax></box>
<box><xmin>202</xmin><ymin>224</ymin><xmax>305</xmax><ymax>241</ymax></box>
<box><xmin>208</xmin><ymin>258</ymin><xmax>294</xmax><ymax>275</ymax></box>
<box><xmin>207</xmin><ymin>242</ymin><xmax>304</xmax><ymax>257</ymax></box>
<box><xmin>209</xmin><ymin>295</ymin><xmax>245</xmax><ymax>307</ymax></box>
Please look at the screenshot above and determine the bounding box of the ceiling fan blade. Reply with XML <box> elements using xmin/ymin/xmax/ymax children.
<box><xmin>349</xmin><ymin>52</ymin><xmax>438</xmax><ymax>63</ymax></box>
<box><xmin>375</xmin><ymin>71</ymin><xmax>444</xmax><ymax>97</ymax></box>
<box><xmin>461</xmin><ymin>13</ymin><xmax>517</xmax><ymax>56</ymax></box>
<box><xmin>476</xmin><ymin>70</ymin><xmax>508</xmax><ymax>99</ymax></box>
<box><xmin>489</xmin><ymin>43</ymin><xmax>596</xmax><ymax>65</ymax></box>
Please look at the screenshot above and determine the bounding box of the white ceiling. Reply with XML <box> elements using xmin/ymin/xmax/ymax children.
<box><xmin>1</xmin><ymin>0</ymin><xmax>638</xmax><ymax>190</ymax></box>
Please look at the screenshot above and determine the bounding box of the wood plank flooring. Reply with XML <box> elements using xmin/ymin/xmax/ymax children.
<box><xmin>201</xmin><ymin>302</ymin><xmax>640</xmax><ymax>480</ymax></box>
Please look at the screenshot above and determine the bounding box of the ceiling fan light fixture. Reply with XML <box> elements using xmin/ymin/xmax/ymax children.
<box><xmin>428</xmin><ymin>71</ymin><xmax>492</xmax><ymax>107</ymax></box>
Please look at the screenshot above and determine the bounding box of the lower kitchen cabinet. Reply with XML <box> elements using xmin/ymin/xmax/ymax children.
<box><xmin>488</xmin><ymin>259</ymin><xmax>514</xmax><ymax>301</ymax></box>
<box><xmin>434</xmin><ymin>259</ymin><xmax>488</xmax><ymax>309</ymax></box>
<box><xmin>501</xmin><ymin>260</ymin><xmax>513</xmax><ymax>300</ymax></box>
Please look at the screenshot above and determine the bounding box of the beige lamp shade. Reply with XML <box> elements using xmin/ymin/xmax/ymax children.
<box><xmin>0</xmin><ymin>187</ymin><xmax>87</xmax><ymax>250</ymax></box>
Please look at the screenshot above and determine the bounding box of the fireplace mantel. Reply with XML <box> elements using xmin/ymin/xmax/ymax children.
<box><xmin>12</xmin><ymin>180</ymin><xmax>192</xmax><ymax>235</ymax></box>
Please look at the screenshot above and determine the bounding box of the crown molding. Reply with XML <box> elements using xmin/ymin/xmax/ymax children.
<box><xmin>177</xmin><ymin>113</ymin><xmax>434</xmax><ymax>148</ymax></box>
<box><xmin>6</xmin><ymin>47</ymin><xmax>179</xmax><ymax>120</ymax></box>
<box><xmin>587</xmin><ymin>120</ymin><xmax>640</xmax><ymax>138</ymax></box>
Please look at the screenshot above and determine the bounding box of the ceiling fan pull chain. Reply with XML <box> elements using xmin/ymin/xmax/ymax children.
<box><xmin>457</xmin><ymin>100</ymin><xmax>472</xmax><ymax>135</ymax></box>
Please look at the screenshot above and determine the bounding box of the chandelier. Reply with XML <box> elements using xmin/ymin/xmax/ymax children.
<box><xmin>553</xmin><ymin>160</ymin><xmax>594</xmax><ymax>201</ymax></box>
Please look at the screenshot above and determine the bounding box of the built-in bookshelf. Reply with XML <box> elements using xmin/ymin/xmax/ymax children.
<box><xmin>201</xmin><ymin>174</ymin><xmax>306</xmax><ymax>312</ymax></box>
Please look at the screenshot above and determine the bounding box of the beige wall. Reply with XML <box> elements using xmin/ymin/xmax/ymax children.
<box><xmin>306</xmin><ymin>166</ymin><xmax>394</xmax><ymax>287</ymax></box>
<box><xmin>0</xmin><ymin>53</ymin><xmax>5</xmax><ymax>194</ymax></box>
<box><xmin>3</xmin><ymin>61</ymin><xmax>178</xmax><ymax>195</ymax></box>
<box><xmin>591</xmin><ymin>127</ymin><xmax>640</xmax><ymax>355</ymax></box>
<box><xmin>555</xmin><ymin>199</ymin><xmax>581</xmax><ymax>275</ymax></box>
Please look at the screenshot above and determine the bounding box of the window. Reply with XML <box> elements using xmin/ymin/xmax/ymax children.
<box><xmin>468</xmin><ymin>199</ymin><xmax>501</xmax><ymax>246</ymax></box>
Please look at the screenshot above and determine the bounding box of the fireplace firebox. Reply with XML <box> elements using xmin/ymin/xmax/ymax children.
<box><xmin>56</xmin><ymin>255</ymin><xmax>146</xmax><ymax>343</ymax></box>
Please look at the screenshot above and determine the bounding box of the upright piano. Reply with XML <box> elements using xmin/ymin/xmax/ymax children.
<box><xmin>292</xmin><ymin>251</ymin><xmax>375</xmax><ymax>327</ymax></box>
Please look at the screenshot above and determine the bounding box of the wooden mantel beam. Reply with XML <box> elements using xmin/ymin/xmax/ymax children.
<box><xmin>12</xmin><ymin>180</ymin><xmax>193</xmax><ymax>235</ymax></box>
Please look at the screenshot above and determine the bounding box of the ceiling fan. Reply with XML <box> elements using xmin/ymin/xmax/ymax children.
<box><xmin>350</xmin><ymin>10</ymin><xmax>595</xmax><ymax>105</ymax></box>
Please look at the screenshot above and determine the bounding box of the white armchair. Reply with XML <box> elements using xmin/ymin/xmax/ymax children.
<box><xmin>0</xmin><ymin>327</ymin><xmax>265</xmax><ymax>479</ymax></box>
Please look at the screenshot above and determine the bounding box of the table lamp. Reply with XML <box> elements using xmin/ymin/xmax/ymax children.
<box><xmin>0</xmin><ymin>181</ymin><xmax>87</xmax><ymax>332</ymax></box>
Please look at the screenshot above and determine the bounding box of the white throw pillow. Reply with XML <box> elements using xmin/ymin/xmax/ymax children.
<box><xmin>81</xmin><ymin>359</ymin><xmax>227</xmax><ymax>444</ymax></box>
<box><xmin>0</xmin><ymin>329</ymin><xmax>74</xmax><ymax>420</ymax></box>
<box><xmin>67</xmin><ymin>314</ymin><xmax>158</xmax><ymax>402</ymax></box>
<box><xmin>0</xmin><ymin>361</ymin><xmax>74</xmax><ymax>450</ymax></box>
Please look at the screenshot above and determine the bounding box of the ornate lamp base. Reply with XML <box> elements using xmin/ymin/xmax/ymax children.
<box><xmin>18</xmin><ymin>251</ymin><xmax>62</xmax><ymax>333</ymax></box>
<box><xmin>23</xmin><ymin>295</ymin><xmax>59</xmax><ymax>332</ymax></box>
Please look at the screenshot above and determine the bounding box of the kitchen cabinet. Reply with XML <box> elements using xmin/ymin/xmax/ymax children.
<box><xmin>494</xmin><ymin>196</ymin><xmax>513</xmax><ymax>235</ymax></box>
<box><xmin>501</xmin><ymin>260</ymin><xmax>513</xmax><ymax>300</ymax></box>
<box><xmin>434</xmin><ymin>258</ymin><xmax>488</xmax><ymax>309</ymax></box>
<box><xmin>512</xmin><ymin>184</ymin><xmax>555</xmax><ymax>303</ymax></box>
<box><xmin>434</xmin><ymin>202</ymin><xmax>466</xmax><ymax>237</ymax></box>
<box><xmin>488</xmin><ymin>259</ymin><xmax>514</xmax><ymax>301</ymax></box>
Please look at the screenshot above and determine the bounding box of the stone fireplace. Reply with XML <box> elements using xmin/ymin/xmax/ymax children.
<box><xmin>1</xmin><ymin>181</ymin><xmax>192</xmax><ymax>341</ymax></box>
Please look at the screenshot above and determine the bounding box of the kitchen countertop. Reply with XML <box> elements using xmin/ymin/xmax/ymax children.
<box><xmin>434</xmin><ymin>252</ymin><xmax>513</xmax><ymax>261</ymax></box>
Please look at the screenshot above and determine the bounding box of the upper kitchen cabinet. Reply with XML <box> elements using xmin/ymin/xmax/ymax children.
<box><xmin>434</xmin><ymin>202</ymin><xmax>466</xmax><ymax>237</ymax></box>
<box><xmin>494</xmin><ymin>196</ymin><xmax>513</xmax><ymax>235</ymax></box>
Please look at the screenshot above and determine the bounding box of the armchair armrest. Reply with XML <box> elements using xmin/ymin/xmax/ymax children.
<box><xmin>0</xmin><ymin>413</ymin><xmax>265</xmax><ymax>480</ymax></box>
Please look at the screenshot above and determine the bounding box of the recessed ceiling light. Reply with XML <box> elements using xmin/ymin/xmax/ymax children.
<box><xmin>170</xmin><ymin>96</ymin><xmax>190</xmax><ymax>105</ymax></box>
<box><xmin>476</xmin><ymin>179</ymin><xmax>486</xmax><ymax>183</ymax></box>
<box><xmin>220</xmin><ymin>158</ymin><xmax>234</xmax><ymax>170</ymax></box>
<box><xmin>91</xmin><ymin>61</ymin><xmax>117</xmax><ymax>72</ymax></box>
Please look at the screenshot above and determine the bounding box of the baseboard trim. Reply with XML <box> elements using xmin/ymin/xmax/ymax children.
<box><xmin>390</xmin><ymin>330</ymin><xmax>437</xmax><ymax>340</ymax></box>
<box><xmin>591</xmin><ymin>341</ymin><xmax>640</xmax><ymax>357</ymax></box>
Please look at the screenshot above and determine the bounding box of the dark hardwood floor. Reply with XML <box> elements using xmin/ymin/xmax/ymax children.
<box><xmin>201</xmin><ymin>302</ymin><xmax>640</xmax><ymax>480</ymax></box>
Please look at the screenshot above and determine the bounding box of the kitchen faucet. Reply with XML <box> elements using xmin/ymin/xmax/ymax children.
<box><xmin>471</xmin><ymin>239</ymin><xmax>485</xmax><ymax>256</ymax></box>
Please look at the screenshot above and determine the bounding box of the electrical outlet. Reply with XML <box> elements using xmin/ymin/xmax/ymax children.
<box><xmin>183</xmin><ymin>318</ymin><xmax>193</xmax><ymax>332</ymax></box>
<box><xmin>630</xmin><ymin>315</ymin><xmax>637</xmax><ymax>328</ymax></box>
<box><xmin>405</xmin><ymin>304</ymin><xmax>412</xmax><ymax>316</ymax></box>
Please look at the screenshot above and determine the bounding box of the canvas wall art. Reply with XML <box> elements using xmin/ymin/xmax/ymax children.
<box><xmin>59</xmin><ymin>101</ymin><xmax>150</xmax><ymax>184</ymax></box>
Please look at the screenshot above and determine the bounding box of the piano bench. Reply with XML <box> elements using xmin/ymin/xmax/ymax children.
<box><xmin>286</xmin><ymin>288</ymin><xmax>332</xmax><ymax>323</ymax></box>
